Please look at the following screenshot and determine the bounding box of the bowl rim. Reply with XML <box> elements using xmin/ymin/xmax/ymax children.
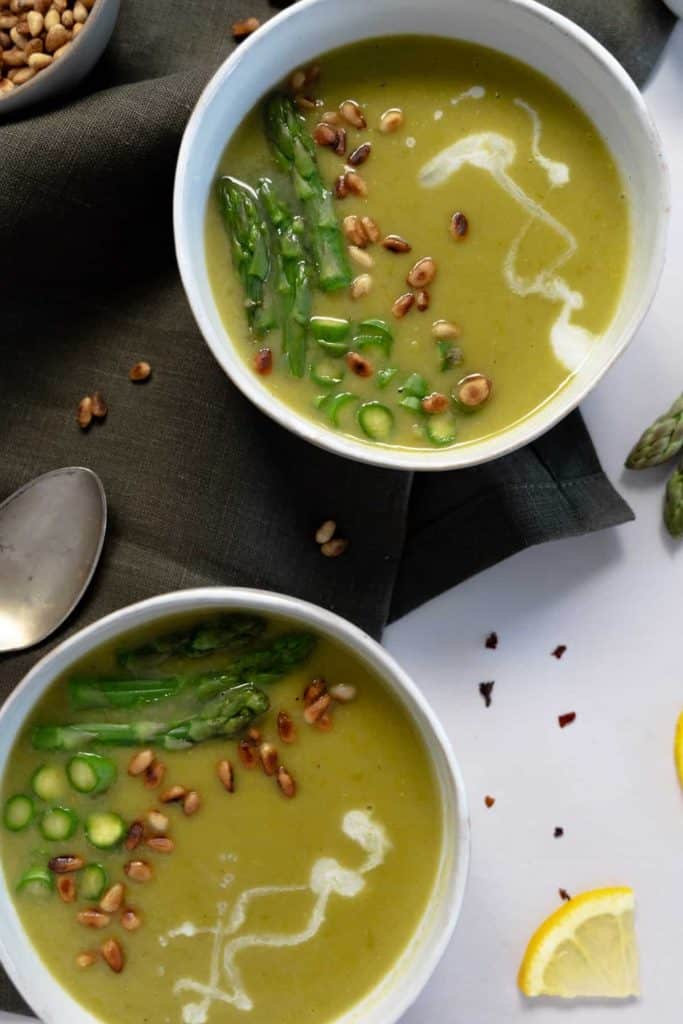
<box><xmin>0</xmin><ymin>586</ymin><xmax>471</xmax><ymax>1024</ymax></box>
<box><xmin>173</xmin><ymin>0</ymin><xmax>669</xmax><ymax>472</ymax></box>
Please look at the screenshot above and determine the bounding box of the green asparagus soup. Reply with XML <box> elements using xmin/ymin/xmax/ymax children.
<box><xmin>1</xmin><ymin>611</ymin><xmax>443</xmax><ymax>1024</ymax></box>
<box><xmin>206</xmin><ymin>35</ymin><xmax>629</xmax><ymax>451</ymax></box>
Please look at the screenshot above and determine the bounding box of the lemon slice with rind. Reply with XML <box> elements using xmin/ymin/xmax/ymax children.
<box><xmin>518</xmin><ymin>887</ymin><xmax>639</xmax><ymax>998</ymax></box>
<box><xmin>675</xmin><ymin>712</ymin><xmax>683</xmax><ymax>788</ymax></box>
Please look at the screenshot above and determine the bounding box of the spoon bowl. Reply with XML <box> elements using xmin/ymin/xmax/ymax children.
<box><xmin>0</xmin><ymin>468</ymin><xmax>106</xmax><ymax>654</ymax></box>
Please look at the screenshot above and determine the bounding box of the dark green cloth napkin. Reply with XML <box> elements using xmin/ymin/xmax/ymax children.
<box><xmin>0</xmin><ymin>1</ymin><xmax>673</xmax><ymax>1011</ymax></box>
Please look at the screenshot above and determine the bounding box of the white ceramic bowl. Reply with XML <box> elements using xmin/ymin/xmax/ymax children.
<box><xmin>174</xmin><ymin>0</ymin><xmax>668</xmax><ymax>472</ymax></box>
<box><xmin>0</xmin><ymin>588</ymin><xmax>470</xmax><ymax>1024</ymax></box>
<box><xmin>0</xmin><ymin>0</ymin><xmax>119</xmax><ymax>118</ymax></box>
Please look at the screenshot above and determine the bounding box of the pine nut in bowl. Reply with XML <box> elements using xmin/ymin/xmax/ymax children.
<box><xmin>174</xmin><ymin>0</ymin><xmax>667</xmax><ymax>471</ymax></box>
<box><xmin>0</xmin><ymin>0</ymin><xmax>119</xmax><ymax>117</ymax></box>
<box><xmin>0</xmin><ymin>588</ymin><xmax>468</xmax><ymax>1024</ymax></box>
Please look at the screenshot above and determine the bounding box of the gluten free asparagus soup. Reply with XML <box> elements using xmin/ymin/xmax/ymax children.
<box><xmin>1</xmin><ymin>611</ymin><xmax>443</xmax><ymax>1024</ymax></box>
<box><xmin>206</xmin><ymin>35</ymin><xmax>629</xmax><ymax>451</ymax></box>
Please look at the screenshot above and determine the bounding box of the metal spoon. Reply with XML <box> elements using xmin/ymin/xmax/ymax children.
<box><xmin>0</xmin><ymin>467</ymin><xmax>107</xmax><ymax>654</ymax></box>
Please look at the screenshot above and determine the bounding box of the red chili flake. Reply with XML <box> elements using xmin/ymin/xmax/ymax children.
<box><xmin>485</xmin><ymin>632</ymin><xmax>498</xmax><ymax>650</ymax></box>
<box><xmin>484</xmin><ymin>795</ymin><xmax>495</xmax><ymax>808</ymax></box>
<box><xmin>558</xmin><ymin>712</ymin><xmax>576</xmax><ymax>729</ymax></box>
<box><xmin>478</xmin><ymin>681</ymin><xmax>495</xmax><ymax>708</ymax></box>
<box><xmin>254</xmin><ymin>348</ymin><xmax>273</xmax><ymax>375</ymax></box>
<box><xmin>558</xmin><ymin>888</ymin><xmax>571</xmax><ymax>902</ymax></box>
<box><xmin>554</xmin><ymin>827</ymin><xmax>564</xmax><ymax>838</ymax></box>
<box><xmin>552</xmin><ymin>644</ymin><xmax>567</xmax><ymax>659</ymax></box>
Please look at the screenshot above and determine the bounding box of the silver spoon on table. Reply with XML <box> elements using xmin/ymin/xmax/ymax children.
<box><xmin>0</xmin><ymin>467</ymin><xmax>106</xmax><ymax>654</ymax></box>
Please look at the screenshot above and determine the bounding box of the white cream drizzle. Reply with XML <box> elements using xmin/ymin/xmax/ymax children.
<box><xmin>418</xmin><ymin>105</ymin><xmax>596</xmax><ymax>372</ymax></box>
<box><xmin>450</xmin><ymin>85</ymin><xmax>485</xmax><ymax>106</ymax></box>
<box><xmin>163</xmin><ymin>811</ymin><xmax>391</xmax><ymax>1023</ymax></box>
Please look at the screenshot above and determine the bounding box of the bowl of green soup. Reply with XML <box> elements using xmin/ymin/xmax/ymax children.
<box><xmin>0</xmin><ymin>588</ymin><xmax>468</xmax><ymax>1024</ymax></box>
<box><xmin>174</xmin><ymin>0</ymin><xmax>667</xmax><ymax>469</ymax></box>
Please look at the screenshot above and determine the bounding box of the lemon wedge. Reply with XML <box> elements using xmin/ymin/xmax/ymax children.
<box><xmin>518</xmin><ymin>887</ymin><xmax>639</xmax><ymax>998</ymax></box>
<box><xmin>675</xmin><ymin>712</ymin><xmax>683</xmax><ymax>788</ymax></box>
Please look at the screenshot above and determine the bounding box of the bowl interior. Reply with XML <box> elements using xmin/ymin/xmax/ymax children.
<box><xmin>0</xmin><ymin>588</ymin><xmax>468</xmax><ymax>1024</ymax></box>
<box><xmin>174</xmin><ymin>0</ymin><xmax>667</xmax><ymax>471</ymax></box>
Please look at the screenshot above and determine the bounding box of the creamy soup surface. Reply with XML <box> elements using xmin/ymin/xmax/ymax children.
<box><xmin>206</xmin><ymin>36</ymin><xmax>629</xmax><ymax>451</ymax></box>
<box><xmin>1</xmin><ymin>612</ymin><xmax>443</xmax><ymax>1024</ymax></box>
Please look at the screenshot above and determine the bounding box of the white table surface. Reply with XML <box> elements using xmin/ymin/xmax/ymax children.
<box><xmin>3</xmin><ymin>19</ymin><xmax>683</xmax><ymax>1024</ymax></box>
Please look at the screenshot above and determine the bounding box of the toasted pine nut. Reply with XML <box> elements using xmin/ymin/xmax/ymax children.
<box><xmin>73</xmin><ymin>0</ymin><xmax>88</xmax><ymax>22</ymax></box>
<box><xmin>334</xmin><ymin>174</ymin><xmax>348</xmax><ymax>199</ymax></box>
<box><xmin>60</xmin><ymin>9</ymin><xmax>73</xmax><ymax>27</ymax></box>
<box><xmin>379</xmin><ymin>107</ymin><xmax>404</xmax><ymax>133</ymax></box>
<box><xmin>315</xmin><ymin>519</ymin><xmax>336</xmax><ymax>544</ymax></box>
<box><xmin>304</xmin><ymin>678</ymin><xmax>327</xmax><ymax>706</ymax></box>
<box><xmin>432</xmin><ymin>319</ymin><xmax>461</xmax><ymax>340</ymax></box>
<box><xmin>23</xmin><ymin>37</ymin><xmax>42</xmax><ymax>56</ymax></box>
<box><xmin>350</xmin><ymin>274</ymin><xmax>372</xmax><ymax>300</ymax></box>
<box><xmin>124</xmin><ymin>860</ymin><xmax>153</xmax><ymax>883</ymax></box>
<box><xmin>3</xmin><ymin>49</ymin><xmax>27</xmax><ymax>68</ymax></box>
<box><xmin>77</xmin><ymin>395</ymin><xmax>93</xmax><ymax>429</ymax></box>
<box><xmin>146</xmin><ymin>809</ymin><xmax>169</xmax><ymax>833</ymax></box>
<box><xmin>57</xmin><ymin>876</ymin><xmax>76</xmax><ymax>903</ymax></box>
<box><xmin>183</xmin><ymin>790</ymin><xmax>201</xmax><ymax>816</ymax></box>
<box><xmin>289</xmin><ymin>68</ymin><xmax>306</xmax><ymax>91</ymax></box>
<box><xmin>277</xmin><ymin>711</ymin><xmax>296</xmax><ymax>743</ymax></box>
<box><xmin>314</xmin><ymin>710</ymin><xmax>334</xmax><ymax>731</ymax></box>
<box><xmin>321</xmin><ymin>538</ymin><xmax>348</xmax><ymax>558</ymax></box>
<box><xmin>120</xmin><ymin>908</ymin><xmax>142</xmax><ymax>932</ymax></box>
<box><xmin>254</xmin><ymin>347</ymin><xmax>273</xmax><ymax>375</ymax></box>
<box><xmin>344</xmin><ymin>170</ymin><xmax>368</xmax><ymax>197</ymax></box>
<box><xmin>277</xmin><ymin>766</ymin><xmax>296</xmax><ymax>798</ymax></box>
<box><xmin>9</xmin><ymin>25</ymin><xmax>27</xmax><ymax>46</ymax></box>
<box><xmin>329</xmin><ymin>683</ymin><xmax>357</xmax><ymax>703</ymax></box>
<box><xmin>146</xmin><ymin>836</ymin><xmax>175</xmax><ymax>854</ymax></box>
<box><xmin>407</xmin><ymin>256</ymin><xmax>436</xmax><ymax>288</ymax></box>
<box><xmin>333</xmin><ymin>127</ymin><xmax>347</xmax><ymax>156</ymax></box>
<box><xmin>259</xmin><ymin>743</ymin><xmax>278</xmax><ymax>776</ymax></box>
<box><xmin>421</xmin><ymin>392</ymin><xmax>450</xmax><ymax>414</ymax></box>
<box><xmin>238</xmin><ymin>740</ymin><xmax>257</xmax><ymax>769</ymax></box>
<box><xmin>27</xmin><ymin>51</ymin><xmax>51</xmax><ymax>67</ymax></box>
<box><xmin>313</xmin><ymin>121</ymin><xmax>337</xmax><ymax>147</ymax></box>
<box><xmin>9</xmin><ymin>63</ymin><xmax>34</xmax><ymax>82</ymax></box>
<box><xmin>129</xmin><ymin>360</ymin><xmax>152</xmax><ymax>382</ymax></box>
<box><xmin>24</xmin><ymin>9</ymin><xmax>40</xmax><ymax>34</ymax></box>
<box><xmin>77</xmin><ymin>909</ymin><xmax>110</xmax><ymax>929</ymax></box>
<box><xmin>144</xmin><ymin>759</ymin><xmax>166</xmax><ymax>790</ymax></box>
<box><xmin>321</xmin><ymin>110</ymin><xmax>340</xmax><ymax>125</ymax></box>
<box><xmin>217</xmin><ymin>757</ymin><xmax>236</xmax><ymax>791</ymax></box>
<box><xmin>450</xmin><ymin>211</ymin><xmax>469</xmax><ymax>240</ymax></box>
<box><xmin>247</xmin><ymin>727</ymin><xmax>262</xmax><ymax>743</ymax></box>
<box><xmin>360</xmin><ymin>216</ymin><xmax>380</xmax><ymax>243</ymax></box>
<box><xmin>392</xmin><ymin>292</ymin><xmax>415</xmax><ymax>318</ymax></box>
<box><xmin>348</xmin><ymin>142</ymin><xmax>371</xmax><ymax>166</ymax></box>
<box><xmin>345</xmin><ymin>350</ymin><xmax>372</xmax><ymax>376</ymax></box>
<box><xmin>159</xmin><ymin>785</ymin><xmax>186</xmax><ymax>803</ymax></box>
<box><xmin>99</xmin><ymin>883</ymin><xmax>125</xmax><ymax>914</ymax></box>
<box><xmin>76</xmin><ymin>951</ymin><xmax>98</xmax><ymax>969</ymax></box>
<box><xmin>128</xmin><ymin>749</ymin><xmax>154</xmax><ymax>776</ymax></box>
<box><xmin>232</xmin><ymin>16</ymin><xmax>260</xmax><ymax>39</ymax></box>
<box><xmin>91</xmin><ymin>390</ymin><xmax>107</xmax><ymax>419</ymax></box>
<box><xmin>72</xmin><ymin>19</ymin><xmax>84</xmax><ymax>36</ymax></box>
<box><xmin>101</xmin><ymin>938</ymin><xmax>124</xmax><ymax>974</ymax></box>
<box><xmin>44</xmin><ymin>22</ymin><xmax>67</xmax><ymax>51</ymax></box>
<box><xmin>339</xmin><ymin>98</ymin><xmax>366</xmax><ymax>129</ymax></box>
<box><xmin>304</xmin><ymin>692</ymin><xmax>332</xmax><ymax>725</ymax></box>
<box><xmin>349</xmin><ymin>245</ymin><xmax>373</xmax><ymax>269</ymax></box>
<box><xmin>48</xmin><ymin>854</ymin><xmax>84</xmax><ymax>874</ymax></box>
<box><xmin>43</xmin><ymin>8</ymin><xmax>59</xmax><ymax>29</ymax></box>
<box><xmin>125</xmin><ymin>820</ymin><xmax>145</xmax><ymax>852</ymax></box>
<box><xmin>454</xmin><ymin>373</ymin><xmax>492</xmax><ymax>408</ymax></box>
<box><xmin>382</xmin><ymin>234</ymin><xmax>411</xmax><ymax>253</ymax></box>
<box><xmin>342</xmin><ymin>215</ymin><xmax>367</xmax><ymax>247</ymax></box>
<box><xmin>416</xmin><ymin>289</ymin><xmax>430</xmax><ymax>311</ymax></box>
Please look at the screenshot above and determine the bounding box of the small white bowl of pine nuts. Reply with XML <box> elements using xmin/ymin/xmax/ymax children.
<box><xmin>0</xmin><ymin>0</ymin><xmax>119</xmax><ymax>115</ymax></box>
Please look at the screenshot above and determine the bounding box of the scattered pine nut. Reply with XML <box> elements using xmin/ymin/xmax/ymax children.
<box><xmin>392</xmin><ymin>292</ymin><xmax>415</xmax><ymax>318</ymax></box>
<box><xmin>313</xmin><ymin>121</ymin><xmax>338</xmax><ymax>147</ymax></box>
<box><xmin>57</xmin><ymin>876</ymin><xmax>76</xmax><ymax>903</ymax></box>
<box><xmin>254</xmin><ymin>347</ymin><xmax>273</xmax><ymax>375</ymax></box>
<box><xmin>432</xmin><ymin>319</ymin><xmax>461</xmax><ymax>340</ymax></box>
<box><xmin>315</xmin><ymin>519</ymin><xmax>336</xmax><ymax>544</ymax></box>
<box><xmin>321</xmin><ymin>110</ymin><xmax>340</xmax><ymax>125</ymax></box>
<box><xmin>349</xmin><ymin>245</ymin><xmax>373</xmax><ymax>269</ymax></box>
<box><xmin>314</xmin><ymin>710</ymin><xmax>333</xmax><ymax>732</ymax></box>
<box><xmin>321</xmin><ymin>538</ymin><xmax>348</xmax><ymax>558</ymax></box>
<box><xmin>329</xmin><ymin>683</ymin><xmax>357</xmax><ymax>703</ymax></box>
<box><xmin>120</xmin><ymin>908</ymin><xmax>142</xmax><ymax>932</ymax></box>
<box><xmin>422</xmin><ymin>392</ymin><xmax>450</xmax><ymax>414</ymax></box>
<box><xmin>360</xmin><ymin>216</ymin><xmax>380</xmax><ymax>243</ymax></box>
<box><xmin>348</xmin><ymin>142</ymin><xmax>371</xmax><ymax>166</ymax></box>
<box><xmin>90</xmin><ymin>390</ymin><xmax>107</xmax><ymax>419</ymax></box>
<box><xmin>143</xmin><ymin>759</ymin><xmax>166</xmax><ymax>790</ymax></box>
<box><xmin>304</xmin><ymin>692</ymin><xmax>332</xmax><ymax>724</ymax></box>
<box><xmin>238</xmin><ymin>740</ymin><xmax>257</xmax><ymax>769</ymax></box>
<box><xmin>77</xmin><ymin>909</ymin><xmax>110</xmax><ymax>929</ymax></box>
<box><xmin>76</xmin><ymin>396</ymin><xmax>93</xmax><ymax>430</ymax></box>
<box><xmin>382</xmin><ymin>234</ymin><xmax>411</xmax><ymax>253</ymax></box>
<box><xmin>379</xmin><ymin>107</ymin><xmax>404</xmax><ymax>133</ymax></box>
<box><xmin>350</xmin><ymin>274</ymin><xmax>372</xmax><ymax>300</ymax></box>
<box><xmin>128</xmin><ymin>749</ymin><xmax>154</xmax><ymax>776</ymax></box>
<box><xmin>101</xmin><ymin>937</ymin><xmax>124</xmax><ymax>974</ymax></box>
<box><xmin>129</xmin><ymin>360</ymin><xmax>152</xmax><ymax>382</ymax></box>
<box><xmin>342</xmin><ymin>215</ymin><xmax>367</xmax><ymax>247</ymax></box>
<box><xmin>146</xmin><ymin>809</ymin><xmax>168</xmax><ymax>834</ymax></box>
<box><xmin>277</xmin><ymin>710</ymin><xmax>296</xmax><ymax>743</ymax></box>
<box><xmin>76</xmin><ymin>951</ymin><xmax>98</xmax><ymax>969</ymax></box>
<box><xmin>345</xmin><ymin>351</ymin><xmax>372</xmax><ymax>376</ymax></box>
<box><xmin>416</xmin><ymin>289</ymin><xmax>430</xmax><ymax>311</ymax></box>
<box><xmin>124</xmin><ymin>860</ymin><xmax>153</xmax><ymax>883</ymax></box>
<box><xmin>339</xmin><ymin>98</ymin><xmax>366</xmax><ymax>129</ymax></box>
<box><xmin>407</xmin><ymin>256</ymin><xmax>437</xmax><ymax>288</ymax></box>
<box><xmin>99</xmin><ymin>883</ymin><xmax>125</xmax><ymax>914</ymax></box>
<box><xmin>232</xmin><ymin>17</ymin><xmax>260</xmax><ymax>40</ymax></box>
<box><xmin>159</xmin><ymin>785</ymin><xmax>186</xmax><ymax>804</ymax></box>
<box><xmin>146</xmin><ymin>836</ymin><xmax>175</xmax><ymax>854</ymax></box>
<box><xmin>218</xmin><ymin>757</ymin><xmax>236</xmax><ymax>789</ymax></box>
<box><xmin>48</xmin><ymin>854</ymin><xmax>84</xmax><ymax>874</ymax></box>
<box><xmin>333</xmin><ymin>127</ymin><xmax>347</xmax><ymax>156</ymax></box>
<box><xmin>277</xmin><ymin>766</ymin><xmax>296</xmax><ymax>798</ymax></box>
<box><xmin>334</xmin><ymin>174</ymin><xmax>348</xmax><ymax>199</ymax></box>
<box><xmin>27</xmin><ymin>51</ymin><xmax>51</xmax><ymax>68</ymax></box>
<box><xmin>344</xmin><ymin>170</ymin><xmax>368</xmax><ymax>197</ymax></box>
<box><xmin>450</xmin><ymin>211</ymin><xmax>469</xmax><ymax>240</ymax></box>
<box><xmin>454</xmin><ymin>373</ymin><xmax>492</xmax><ymax>409</ymax></box>
<box><xmin>259</xmin><ymin>742</ymin><xmax>278</xmax><ymax>776</ymax></box>
<box><xmin>304</xmin><ymin>678</ymin><xmax>327</xmax><ymax>706</ymax></box>
<box><xmin>125</xmin><ymin>820</ymin><xmax>145</xmax><ymax>852</ymax></box>
<box><xmin>183</xmin><ymin>790</ymin><xmax>201</xmax><ymax>816</ymax></box>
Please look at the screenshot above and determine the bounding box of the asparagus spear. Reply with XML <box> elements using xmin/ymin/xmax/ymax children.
<box><xmin>32</xmin><ymin>684</ymin><xmax>270</xmax><ymax>752</ymax></box>
<box><xmin>117</xmin><ymin>614</ymin><xmax>266</xmax><ymax>672</ymax></box>
<box><xmin>258</xmin><ymin>178</ymin><xmax>311</xmax><ymax>376</ymax></box>
<box><xmin>664</xmin><ymin>465</ymin><xmax>683</xmax><ymax>538</ymax></box>
<box><xmin>625</xmin><ymin>393</ymin><xmax>683</xmax><ymax>469</ymax></box>
<box><xmin>69</xmin><ymin>632</ymin><xmax>317</xmax><ymax>709</ymax></box>
<box><xmin>216</xmin><ymin>176</ymin><xmax>277</xmax><ymax>337</ymax></box>
<box><xmin>264</xmin><ymin>94</ymin><xmax>352</xmax><ymax>292</ymax></box>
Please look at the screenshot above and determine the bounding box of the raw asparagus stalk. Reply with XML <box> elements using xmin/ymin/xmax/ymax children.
<box><xmin>625</xmin><ymin>393</ymin><xmax>683</xmax><ymax>469</ymax></box>
<box><xmin>664</xmin><ymin>465</ymin><xmax>683</xmax><ymax>538</ymax></box>
<box><xmin>216</xmin><ymin>176</ymin><xmax>277</xmax><ymax>337</ymax></box>
<box><xmin>32</xmin><ymin>685</ymin><xmax>270</xmax><ymax>752</ymax></box>
<box><xmin>264</xmin><ymin>94</ymin><xmax>352</xmax><ymax>292</ymax></box>
<box><xmin>117</xmin><ymin>613</ymin><xmax>266</xmax><ymax>672</ymax></box>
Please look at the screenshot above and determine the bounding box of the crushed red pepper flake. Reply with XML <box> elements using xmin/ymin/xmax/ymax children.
<box><xmin>484</xmin><ymin>795</ymin><xmax>495</xmax><ymax>808</ymax></box>
<box><xmin>558</xmin><ymin>888</ymin><xmax>572</xmax><ymax>902</ymax></box>
<box><xmin>554</xmin><ymin>827</ymin><xmax>564</xmax><ymax>838</ymax></box>
<box><xmin>558</xmin><ymin>712</ymin><xmax>576</xmax><ymax>729</ymax></box>
<box><xmin>552</xmin><ymin>644</ymin><xmax>567</xmax><ymax>659</ymax></box>
<box><xmin>478</xmin><ymin>681</ymin><xmax>495</xmax><ymax>708</ymax></box>
<box><xmin>485</xmin><ymin>632</ymin><xmax>498</xmax><ymax>650</ymax></box>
